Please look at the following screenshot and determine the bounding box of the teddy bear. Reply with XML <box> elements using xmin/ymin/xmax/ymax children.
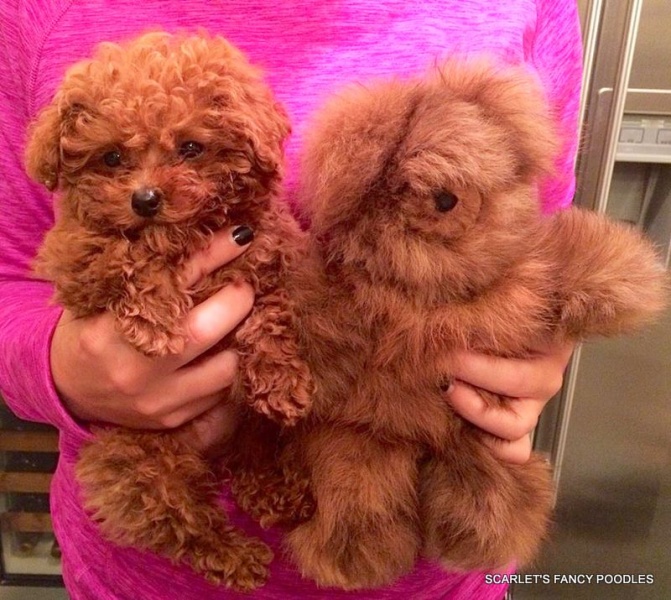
<box><xmin>26</xmin><ymin>31</ymin><xmax>313</xmax><ymax>590</ymax></box>
<box><xmin>231</xmin><ymin>59</ymin><xmax>668</xmax><ymax>589</ymax></box>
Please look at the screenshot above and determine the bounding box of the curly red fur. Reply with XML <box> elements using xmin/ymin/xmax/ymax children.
<box><xmin>28</xmin><ymin>31</ymin><xmax>313</xmax><ymax>590</ymax></box>
<box><xmin>233</xmin><ymin>59</ymin><xmax>669</xmax><ymax>589</ymax></box>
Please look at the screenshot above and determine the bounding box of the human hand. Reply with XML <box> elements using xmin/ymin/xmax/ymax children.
<box><xmin>50</xmin><ymin>226</ymin><xmax>255</xmax><ymax>431</ymax></box>
<box><xmin>446</xmin><ymin>342</ymin><xmax>575</xmax><ymax>464</ymax></box>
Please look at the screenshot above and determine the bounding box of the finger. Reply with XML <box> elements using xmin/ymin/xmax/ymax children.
<box><xmin>173</xmin><ymin>402</ymin><xmax>240</xmax><ymax>454</ymax></box>
<box><xmin>71</xmin><ymin>311</ymin><xmax>161</xmax><ymax>386</ymax></box>
<box><xmin>171</xmin><ymin>349</ymin><xmax>240</xmax><ymax>403</ymax></box>
<box><xmin>447</xmin><ymin>381</ymin><xmax>544</xmax><ymax>441</ymax></box>
<box><xmin>529</xmin><ymin>340</ymin><xmax>576</xmax><ymax>362</ymax></box>
<box><xmin>153</xmin><ymin>349</ymin><xmax>240</xmax><ymax>426</ymax></box>
<box><xmin>450</xmin><ymin>350</ymin><xmax>567</xmax><ymax>400</ymax></box>
<box><xmin>168</xmin><ymin>282</ymin><xmax>255</xmax><ymax>368</ymax></box>
<box><xmin>482</xmin><ymin>434</ymin><xmax>533</xmax><ymax>465</ymax></box>
<box><xmin>182</xmin><ymin>225</ymin><xmax>254</xmax><ymax>288</ymax></box>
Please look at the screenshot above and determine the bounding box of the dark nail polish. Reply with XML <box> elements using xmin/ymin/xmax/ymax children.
<box><xmin>232</xmin><ymin>225</ymin><xmax>254</xmax><ymax>246</ymax></box>
<box><xmin>438</xmin><ymin>376</ymin><xmax>454</xmax><ymax>394</ymax></box>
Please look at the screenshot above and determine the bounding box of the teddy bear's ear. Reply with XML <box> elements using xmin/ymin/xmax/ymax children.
<box><xmin>438</xmin><ymin>60</ymin><xmax>560</xmax><ymax>182</ymax></box>
<box><xmin>484</xmin><ymin>65</ymin><xmax>559</xmax><ymax>181</ymax></box>
<box><xmin>25</xmin><ymin>100</ymin><xmax>64</xmax><ymax>191</ymax></box>
<box><xmin>487</xmin><ymin>68</ymin><xmax>560</xmax><ymax>182</ymax></box>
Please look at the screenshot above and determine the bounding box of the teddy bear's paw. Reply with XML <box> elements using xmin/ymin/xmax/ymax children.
<box><xmin>117</xmin><ymin>314</ymin><xmax>186</xmax><ymax>357</ymax></box>
<box><xmin>424</xmin><ymin>516</ymin><xmax>546</xmax><ymax>572</ymax></box>
<box><xmin>421</xmin><ymin>454</ymin><xmax>554</xmax><ymax>570</ymax></box>
<box><xmin>286</xmin><ymin>516</ymin><xmax>417</xmax><ymax>590</ymax></box>
<box><xmin>194</xmin><ymin>529</ymin><xmax>273</xmax><ymax>591</ymax></box>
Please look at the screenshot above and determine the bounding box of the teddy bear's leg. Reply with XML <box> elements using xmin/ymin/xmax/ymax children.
<box><xmin>235</xmin><ymin>289</ymin><xmax>313</xmax><ymax>425</ymax></box>
<box><xmin>75</xmin><ymin>429</ymin><xmax>272</xmax><ymax>591</ymax></box>
<box><xmin>284</xmin><ymin>425</ymin><xmax>422</xmax><ymax>590</ymax></box>
<box><xmin>420</xmin><ymin>437</ymin><xmax>554</xmax><ymax>570</ymax></box>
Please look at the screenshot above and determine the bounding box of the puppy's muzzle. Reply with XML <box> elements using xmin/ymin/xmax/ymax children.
<box><xmin>131</xmin><ymin>187</ymin><xmax>163</xmax><ymax>218</ymax></box>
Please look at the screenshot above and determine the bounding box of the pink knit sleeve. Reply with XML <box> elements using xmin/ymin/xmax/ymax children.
<box><xmin>530</xmin><ymin>0</ymin><xmax>583</xmax><ymax>213</ymax></box>
<box><xmin>0</xmin><ymin>0</ymin><xmax>89</xmax><ymax>438</ymax></box>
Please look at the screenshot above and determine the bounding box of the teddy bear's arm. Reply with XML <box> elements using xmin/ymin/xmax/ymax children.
<box><xmin>541</xmin><ymin>208</ymin><xmax>668</xmax><ymax>339</ymax></box>
<box><xmin>424</xmin><ymin>260</ymin><xmax>555</xmax><ymax>357</ymax></box>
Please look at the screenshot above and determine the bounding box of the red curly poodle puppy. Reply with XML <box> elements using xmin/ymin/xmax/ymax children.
<box><xmin>27</xmin><ymin>31</ymin><xmax>312</xmax><ymax>590</ymax></box>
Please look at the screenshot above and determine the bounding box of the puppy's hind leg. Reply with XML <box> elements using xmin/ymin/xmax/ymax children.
<box><xmin>231</xmin><ymin>457</ymin><xmax>315</xmax><ymax>529</ymax></box>
<box><xmin>227</xmin><ymin>416</ymin><xmax>315</xmax><ymax>529</ymax></box>
<box><xmin>75</xmin><ymin>429</ymin><xmax>272</xmax><ymax>591</ymax></box>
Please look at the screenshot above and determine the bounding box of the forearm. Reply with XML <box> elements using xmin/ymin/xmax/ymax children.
<box><xmin>0</xmin><ymin>279</ymin><xmax>89</xmax><ymax>440</ymax></box>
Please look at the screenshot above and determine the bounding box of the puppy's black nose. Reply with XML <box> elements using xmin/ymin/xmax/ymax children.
<box><xmin>131</xmin><ymin>187</ymin><xmax>163</xmax><ymax>218</ymax></box>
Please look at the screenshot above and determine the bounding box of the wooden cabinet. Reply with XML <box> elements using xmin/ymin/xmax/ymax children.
<box><xmin>0</xmin><ymin>397</ymin><xmax>62</xmax><ymax>585</ymax></box>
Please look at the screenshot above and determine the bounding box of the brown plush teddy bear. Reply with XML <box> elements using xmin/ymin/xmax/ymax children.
<box><xmin>232</xmin><ymin>59</ymin><xmax>668</xmax><ymax>590</ymax></box>
<box><xmin>27</xmin><ymin>31</ymin><xmax>313</xmax><ymax>591</ymax></box>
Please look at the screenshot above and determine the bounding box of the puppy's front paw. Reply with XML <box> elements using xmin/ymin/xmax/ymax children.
<box><xmin>247</xmin><ymin>358</ymin><xmax>314</xmax><ymax>425</ymax></box>
<box><xmin>118</xmin><ymin>314</ymin><xmax>186</xmax><ymax>356</ymax></box>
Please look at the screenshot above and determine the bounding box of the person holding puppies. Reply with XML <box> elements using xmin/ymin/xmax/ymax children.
<box><xmin>0</xmin><ymin>0</ymin><xmax>582</xmax><ymax>598</ymax></box>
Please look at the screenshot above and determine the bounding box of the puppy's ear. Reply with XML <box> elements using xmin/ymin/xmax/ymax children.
<box><xmin>237</xmin><ymin>89</ymin><xmax>291</xmax><ymax>176</ymax></box>
<box><xmin>25</xmin><ymin>100</ymin><xmax>92</xmax><ymax>191</ymax></box>
<box><xmin>25</xmin><ymin>101</ymin><xmax>63</xmax><ymax>191</ymax></box>
<box><xmin>211</xmin><ymin>73</ymin><xmax>291</xmax><ymax>178</ymax></box>
<box><xmin>248</xmin><ymin>96</ymin><xmax>291</xmax><ymax>175</ymax></box>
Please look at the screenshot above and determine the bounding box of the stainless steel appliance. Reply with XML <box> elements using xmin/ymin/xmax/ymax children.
<box><xmin>514</xmin><ymin>1</ymin><xmax>671</xmax><ymax>598</ymax></box>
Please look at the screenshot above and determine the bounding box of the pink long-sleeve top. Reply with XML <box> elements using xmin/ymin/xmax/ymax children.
<box><xmin>0</xmin><ymin>1</ymin><xmax>582</xmax><ymax>598</ymax></box>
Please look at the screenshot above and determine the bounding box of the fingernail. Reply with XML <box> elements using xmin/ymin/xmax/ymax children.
<box><xmin>439</xmin><ymin>377</ymin><xmax>454</xmax><ymax>394</ymax></box>
<box><xmin>232</xmin><ymin>225</ymin><xmax>254</xmax><ymax>246</ymax></box>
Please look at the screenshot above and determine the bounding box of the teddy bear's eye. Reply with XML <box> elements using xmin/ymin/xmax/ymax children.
<box><xmin>434</xmin><ymin>191</ymin><xmax>459</xmax><ymax>213</ymax></box>
<box><xmin>179</xmin><ymin>141</ymin><xmax>205</xmax><ymax>160</ymax></box>
<box><xmin>102</xmin><ymin>150</ymin><xmax>123</xmax><ymax>168</ymax></box>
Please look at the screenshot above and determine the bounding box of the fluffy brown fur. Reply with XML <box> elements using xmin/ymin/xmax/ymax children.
<box><xmin>233</xmin><ymin>60</ymin><xmax>669</xmax><ymax>589</ymax></box>
<box><xmin>27</xmin><ymin>32</ymin><xmax>313</xmax><ymax>590</ymax></box>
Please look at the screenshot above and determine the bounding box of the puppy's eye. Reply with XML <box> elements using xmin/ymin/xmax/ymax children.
<box><xmin>434</xmin><ymin>191</ymin><xmax>459</xmax><ymax>213</ymax></box>
<box><xmin>102</xmin><ymin>150</ymin><xmax>122</xmax><ymax>168</ymax></box>
<box><xmin>179</xmin><ymin>141</ymin><xmax>205</xmax><ymax>160</ymax></box>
